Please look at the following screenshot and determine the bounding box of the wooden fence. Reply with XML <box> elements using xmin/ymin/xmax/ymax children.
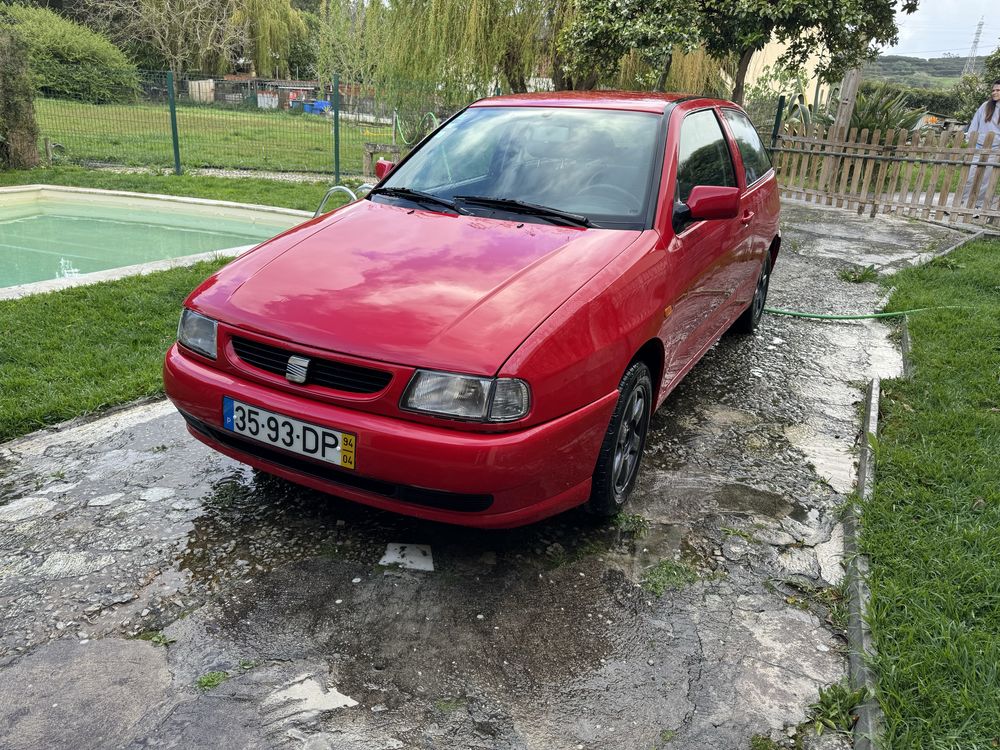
<box><xmin>772</xmin><ymin>126</ymin><xmax>1000</xmax><ymax>226</ymax></box>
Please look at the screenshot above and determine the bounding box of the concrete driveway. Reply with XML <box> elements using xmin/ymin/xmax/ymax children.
<box><xmin>0</xmin><ymin>203</ymin><xmax>962</xmax><ymax>750</ymax></box>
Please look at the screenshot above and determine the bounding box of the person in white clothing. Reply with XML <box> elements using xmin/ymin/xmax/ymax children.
<box><xmin>961</xmin><ymin>79</ymin><xmax>1000</xmax><ymax>212</ymax></box>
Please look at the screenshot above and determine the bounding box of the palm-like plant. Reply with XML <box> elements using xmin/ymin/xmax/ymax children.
<box><xmin>851</xmin><ymin>84</ymin><xmax>925</xmax><ymax>132</ymax></box>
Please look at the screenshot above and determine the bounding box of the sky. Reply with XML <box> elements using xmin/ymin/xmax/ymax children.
<box><xmin>884</xmin><ymin>0</ymin><xmax>999</xmax><ymax>59</ymax></box>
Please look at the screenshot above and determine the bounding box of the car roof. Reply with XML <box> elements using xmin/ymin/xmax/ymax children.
<box><xmin>469</xmin><ymin>91</ymin><xmax>731</xmax><ymax>114</ymax></box>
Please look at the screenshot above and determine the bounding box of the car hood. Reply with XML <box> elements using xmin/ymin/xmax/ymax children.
<box><xmin>193</xmin><ymin>200</ymin><xmax>641</xmax><ymax>374</ymax></box>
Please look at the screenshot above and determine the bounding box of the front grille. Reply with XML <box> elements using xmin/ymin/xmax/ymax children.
<box><xmin>181</xmin><ymin>412</ymin><xmax>493</xmax><ymax>512</ymax></box>
<box><xmin>231</xmin><ymin>336</ymin><xmax>392</xmax><ymax>394</ymax></box>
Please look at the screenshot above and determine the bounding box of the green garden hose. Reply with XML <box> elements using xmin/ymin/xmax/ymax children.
<box><xmin>394</xmin><ymin>111</ymin><xmax>441</xmax><ymax>146</ymax></box>
<box><xmin>764</xmin><ymin>306</ymin><xmax>968</xmax><ymax>320</ymax></box>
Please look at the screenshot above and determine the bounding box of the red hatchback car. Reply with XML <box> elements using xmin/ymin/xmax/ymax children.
<box><xmin>164</xmin><ymin>92</ymin><xmax>780</xmax><ymax>528</ymax></box>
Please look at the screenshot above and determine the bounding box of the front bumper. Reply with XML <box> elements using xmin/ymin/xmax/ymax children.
<box><xmin>163</xmin><ymin>344</ymin><xmax>618</xmax><ymax>528</ymax></box>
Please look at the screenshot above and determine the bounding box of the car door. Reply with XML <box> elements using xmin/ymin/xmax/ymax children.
<box><xmin>721</xmin><ymin>108</ymin><xmax>776</xmax><ymax>311</ymax></box>
<box><xmin>658</xmin><ymin>107</ymin><xmax>744</xmax><ymax>389</ymax></box>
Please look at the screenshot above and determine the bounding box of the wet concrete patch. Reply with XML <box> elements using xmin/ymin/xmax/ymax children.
<box><xmin>0</xmin><ymin>201</ymin><xmax>916</xmax><ymax>747</ymax></box>
<box><xmin>780</xmin><ymin>201</ymin><xmax>964</xmax><ymax>274</ymax></box>
<box><xmin>0</xmin><ymin>639</ymin><xmax>172</xmax><ymax>750</ymax></box>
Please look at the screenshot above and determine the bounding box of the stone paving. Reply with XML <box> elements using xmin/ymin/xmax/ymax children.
<box><xmin>0</xmin><ymin>202</ymin><xmax>963</xmax><ymax>749</ymax></box>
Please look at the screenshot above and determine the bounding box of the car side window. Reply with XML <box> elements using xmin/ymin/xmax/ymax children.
<box><xmin>722</xmin><ymin>109</ymin><xmax>773</xmax><ymax>186</ymax></box>
<box><xmin>675</xmin><ymin>109</ymin><xmax>736</xmax><ymax>204</ymax></box>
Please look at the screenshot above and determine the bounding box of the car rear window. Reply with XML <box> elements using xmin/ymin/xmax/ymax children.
<box><xmin>722</xmin><ymin>109</ymin><xmax>773</xmax><ymax>185</ymax></box>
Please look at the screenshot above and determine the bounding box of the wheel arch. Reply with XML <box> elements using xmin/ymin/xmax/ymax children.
<box><xmin>630</xmin><ymin>338</ymin><xmax>665</xmax><ymax>405</ymax></box>
<box><xmin>768</xmin><ymin>234</ymin><xmax>781</xmax><ymax>267</ymax></box>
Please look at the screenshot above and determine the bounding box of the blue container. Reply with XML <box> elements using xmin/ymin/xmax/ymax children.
<box><xmin>313</xmin><ymin>99</ymin><xmax>331</xmax><ymax>113</ymax></box>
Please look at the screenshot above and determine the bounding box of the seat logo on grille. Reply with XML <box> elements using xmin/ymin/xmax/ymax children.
<box><xmin>286</xmin><ymin>355</ymin><xmax>310</xmax><ymax>384</ymax></box>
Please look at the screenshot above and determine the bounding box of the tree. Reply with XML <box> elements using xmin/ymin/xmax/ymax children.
<box><xmin>315</xmin><ymin>0</ymin><xmax>389</xmax><ymax>89</ymax></box>
<box><xmin>700</xmin><ymin>0</ymin><xmax>919</xmax><ymax>105</ymax></box>
<box><xmin>336</xmin><ymin>0</ymin><xmax>545</xmax><ymax>103</ymax></box>
<box><xmin>984</xmin><ymin>43</ymin><xmax>1000</xmax><ymax>84</ymax></box>
<box><xmin>83</xmin><ymin>0</ymin><xmax>306</xmax><ymax>77</ymax></box>
<box><xmin>0</xmin><ymin>29</ymin><xmax>39</xmax><ymax>170</ymax></box>
<box><xmin>232</xmin><ymin>0</ymin><xmax>307</xmax><ymax>77</ymax></box>
<box><xmin>777</xmin><ymin>0</ymin><xmax>919</xmax><ymax>86</ymax></box>
<box><xmin>83</xmin><ymin>0</ymin><xmax>241</xmax><ymax>77</ymax></box>
<box><xmin>558</xmin><ymin>0</ymin><xmax>700</xmax><ymax>90</ymax></box>
<box><xmin>698</xmin><ymin>0</ymin><xmax>770</xmax><ymax>105</ymax></box>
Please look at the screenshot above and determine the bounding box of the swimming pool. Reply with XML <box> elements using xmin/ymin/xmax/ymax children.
<box><xmin>0</xmin><ymin>186</ymin><xmax>309</xmax><ymax>295</ymax></box>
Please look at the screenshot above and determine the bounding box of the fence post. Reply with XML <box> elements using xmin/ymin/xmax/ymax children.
<box><xmin>770</xmin><ymin>94</ymin><xmax>786</xmax><ymax>150</ymax></box>
<box><xmin>166</xmin><ymin>71</ymin><xmax>182</xmax><ymax>175</ymax></box>
<box><xmin>333</xmin><ymin>74</ymin><xmax>341</xmax><ymax>183</ymax></box>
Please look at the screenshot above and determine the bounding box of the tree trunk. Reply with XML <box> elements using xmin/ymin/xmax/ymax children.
<box><xmin>655</xmin><ymin>53</ymin><xmax>673</xmax><ymax>92</ymax></box>
<box><xmin>731</xmin><ymin>47</ymin><xmax>755</xmax><ymax>105</ymax></box>
<box><xmin>552</xmin><ymin>50</ymin><xmax>573</xmax><ymax>90</ymax></box>
<box><xmin>502</xmin><ymin>48</ymin><xmax>528</xmax><ymax>94</ymax></box>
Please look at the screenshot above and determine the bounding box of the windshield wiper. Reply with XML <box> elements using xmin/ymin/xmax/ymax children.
<box><xmin>453</xmin><ymin>195</ymin><xmax>591</xmax><ymax>228</ymax></box>
<box><xmin>369</xmin><ymin>186</ymin><xmax>465</xmax><ymax>214</ymax></box>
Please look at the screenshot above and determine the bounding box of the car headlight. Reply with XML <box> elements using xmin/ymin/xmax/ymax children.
<box><xmin>177</xmin><ymin>308</ymin><xmax>217</xmax><ymax>359</ymax></box>
<box><xmin>402</xmin><ymin>370</ymin><xmax>530</xmax><ymax>422</ymax></box>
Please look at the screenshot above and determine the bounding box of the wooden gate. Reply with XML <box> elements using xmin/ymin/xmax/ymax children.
<box><xmin>772</xmin><ymin>126</ymin><xmax>1000</xmax><ymax>226</ymax></box>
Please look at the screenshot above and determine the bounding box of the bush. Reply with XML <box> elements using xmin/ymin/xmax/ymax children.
<box><xmin>953</xmin><ymin>74</ymin><xmax>991</xmax><ymax>123</ymax></box>
<box><xmin>0</xmin><ymin>4</ymin><xmax>139</xmax><ymax>103</ymax></box>
<box><xmin>859</xmin><ymin>80</ymin><xmax>961</xmax><ymax>118</ymax></box>
<box><xmin>852</xmin><ymin>84</ymin><xmax>924</xmax><ymax>132</ymax></box>
<box><xmin>0</xmin><ymin>28</ymin><xmax>39</xmax><ymax>169</ymax></box>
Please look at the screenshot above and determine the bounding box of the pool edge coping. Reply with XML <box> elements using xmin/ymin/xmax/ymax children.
<box><xmin>0</xmin><ymin>186</ymin><xmax>313</xmax><ymax>301</ymax></box>
<box><xmin>0</xmin><ymin>184</ymin><xmax>314</xmax><ymax>220</ymax></box>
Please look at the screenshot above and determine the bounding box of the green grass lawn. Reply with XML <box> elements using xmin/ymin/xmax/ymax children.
<box><xmin>0</xmin><ymin>260</ymin><xmax>228</xmax><ymax>443</ymax></box>
<box><xmin>865</xmin><ymin>239</ymin><xmax>1000</xmax><ymax>748</ymax></box>
<box><xmin>35</xmin><ymin>98</ymin><xmax>395</xmax><ymax>174</ymax></box>
<box><xmin>0</xmin><ymin>166</ymin><xmax>358</xmax><ymax>213</ymax></box>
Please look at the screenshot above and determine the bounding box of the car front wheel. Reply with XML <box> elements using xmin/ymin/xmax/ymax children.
<box><xmin>587</xmin><ymin>360</ymin><xmax>652</xmax><ymax>518</ymax></box>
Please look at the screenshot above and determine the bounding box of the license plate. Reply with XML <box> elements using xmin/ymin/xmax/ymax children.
<box><xmin>222</xmin><ymin>397</ymin><xmax>356</xmax><ymax>470</ymax></box>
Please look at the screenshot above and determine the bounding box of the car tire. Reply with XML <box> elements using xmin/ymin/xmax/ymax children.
<box><xmin>586</xmin><ymin>360</ymin><xmax>652</xmax><ymax>518</ymax></box>
<box><xmin>732</xmin><ymin>252</ymin><xmax>772</xmax><ymax>334</ymax></box>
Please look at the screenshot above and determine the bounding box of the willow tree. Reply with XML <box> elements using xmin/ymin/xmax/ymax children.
<box><xmin>616</xmin><ymin>48</ymin><xmax>729</xmax><ymax>95</ymax></box>
<box><xmin>232</xmin><ymin>0</ymin><xmax>307</xmax><ymax>77</ymax></box>
<box><xmin>315</xmin><ymin>0</ymin><xmax>390</xmax><ymax>90</ymax></box>
<box><xmin>328</xmin><ymin>0</ymin><xmax>545</xmax><ymax>101</ymax></box>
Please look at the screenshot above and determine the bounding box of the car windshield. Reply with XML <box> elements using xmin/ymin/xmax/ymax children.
<box><xmin>375</xmin><ymin>106</ymin><xmax>662</xmax><ymax>229</ymax></box>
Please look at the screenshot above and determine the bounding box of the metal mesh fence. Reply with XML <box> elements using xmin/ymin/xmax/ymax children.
<box><xmin>33</xmin><ymin>64</ymin><xmax>789</xmax><ymax>177</ymax></box>
<box><xmin>34</xmin><ymin>66</ymin><xmax>456</xmax><ymax>179</ymax></box>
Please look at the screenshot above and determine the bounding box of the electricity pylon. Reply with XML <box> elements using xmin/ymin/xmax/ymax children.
<box><xmin>962</xmin><ymin>17</ymin><xmax>985</xmax><ymax>77</ymax></box>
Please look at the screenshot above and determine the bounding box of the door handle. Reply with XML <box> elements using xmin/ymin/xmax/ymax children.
<box><xmin>740</xmin><ymin>210</ymin><xmax>755</xmax><ymax>226</ymax></box>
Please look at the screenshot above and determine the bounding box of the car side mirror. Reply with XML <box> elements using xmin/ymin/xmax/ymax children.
<box><xmin>685</xmin><ymin>185</ymin><xmax>741</xmax><ymax>221</ymax></box>
<box><xmin>375</xmin><ymin>159</ymin><xmax>396</xmax><ymax>180</ymax></box>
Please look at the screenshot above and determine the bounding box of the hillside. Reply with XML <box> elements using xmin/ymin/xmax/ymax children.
<box><xmin>864</xmin><ymin>54</ymin><xmax>987</xmax><ymax>88</ymax></box>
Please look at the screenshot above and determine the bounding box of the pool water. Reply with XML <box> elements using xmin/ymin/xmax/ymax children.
<box><xmin>1</xmin><ymin>199</ymin><xmax>291</xmax><ymax>287</ymax></box>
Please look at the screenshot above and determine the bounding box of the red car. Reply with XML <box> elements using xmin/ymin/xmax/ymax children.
<box><xmin>164</xmin><ymin>92</ymin><xmax>780</xmax><ymax>528</ymax></box>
